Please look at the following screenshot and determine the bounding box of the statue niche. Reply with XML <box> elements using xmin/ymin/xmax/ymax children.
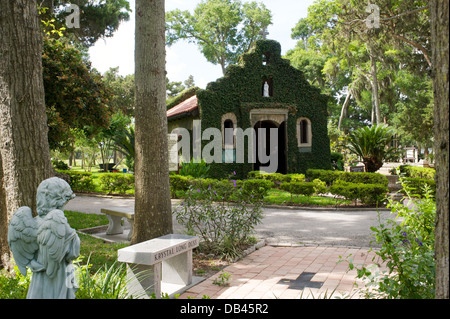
<box><xmin>262</xmin><ymin>77</ymin><xmax>273</xmax><ymax>97</ymax></box>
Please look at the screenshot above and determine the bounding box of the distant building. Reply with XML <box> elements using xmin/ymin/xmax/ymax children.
<box><xmin>167</xmin><ymin>40</ymin><xmax>331</xmax><ymax>179</ymax></box>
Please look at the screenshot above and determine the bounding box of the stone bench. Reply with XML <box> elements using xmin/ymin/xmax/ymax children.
<box><xmin>100</xmin><ymin>208</ymin><xmax>134</xmax><ymax>241</ymax></box>
<box><xmin>117</xmin><ymin>234</ymin><xmax>200</xmax><ymax>299</ymax></box>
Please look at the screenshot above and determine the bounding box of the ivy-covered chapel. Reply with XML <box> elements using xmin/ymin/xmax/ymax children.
<box><xmin>167</xmin><ymin>40</ymin><xmax>331</xmax><ymax>179</ymax></box>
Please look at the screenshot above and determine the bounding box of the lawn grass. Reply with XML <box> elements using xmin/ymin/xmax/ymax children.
<box><xmin>263</xmin><ymin>189</ymin><xmax>351</xmax><ymax>206</ymax></box>
<box><xmin>64</xmin><ymin>211</ymin><xmax>128</xmax><ymax>273</ymax></box>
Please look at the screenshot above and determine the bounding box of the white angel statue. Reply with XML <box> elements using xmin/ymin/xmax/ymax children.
<box><xmin>8</xmin><ymin>177</ymin><xmax>80</xmax><ymax>299</ymax></box>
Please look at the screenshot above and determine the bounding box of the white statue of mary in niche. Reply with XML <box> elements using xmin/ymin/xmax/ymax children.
<box><xmin>263</xmin><ymin>81</ymin><xmax>270</xmax><ymax>97</ymax></box>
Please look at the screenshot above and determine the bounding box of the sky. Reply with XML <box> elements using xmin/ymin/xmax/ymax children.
<box><xmin>88</xmin><ymin>0</ymin><xmax>316</xmax><ymax>89</ymax></box>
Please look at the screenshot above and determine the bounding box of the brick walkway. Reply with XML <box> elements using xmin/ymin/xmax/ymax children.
<box><xmin>180</xmin><ymin>245</ymin><xmax>385</xmax><ymax>299</ymax></box>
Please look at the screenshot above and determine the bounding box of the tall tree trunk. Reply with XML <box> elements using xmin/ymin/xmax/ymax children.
<box><xmin>430</xmin><ymin>0</ymin><xmax>449</xmax><ymax>300</ymax></box>
<box><xmin>133</xmin><ymin>0</ymin><xmax>173</xmax><ymax>244</ymax></box>
<box><xmin>0</xmin><ymin>156</ymin><xmax>10</xmax><ymax>270</ymax></box>
<box><xmin>338</xmin><ymin>90</ymin><xmax>352</xmax><ymax>131</ymax></box>
<box><xmin>369</xmin><ymin>51</ymin><xmax>382</xmax><ymax>125</ymax></box>
<box><xmin>0</xmin><ymin>0</ymin><xmax>53</xmax><ymax>268</ymax></box>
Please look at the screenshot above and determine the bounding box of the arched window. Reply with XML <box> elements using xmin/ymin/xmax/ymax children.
<box><xmin>224</xmin><ymin>119</ymin><xmax>234</xmax><ymax>148</ymax></box>
<box><xmin>297</xmin><ymin>117</ymin><xmax>312</xmax><ymax>149</ymax></box>
<box><xmin>221</xmin><ymin>113</ymin><xmax>237</xmax><ymax>163</ymax></box>
<box><xmin>300</xmin><ymin>119</ymin><xmax>308</xmax><ymax>144</ymax></box>
<box><xmin>262</xmin><ymin>52</ymin><xmax>271</xmax><ymax>66</ymax></box>
<box><xmin>221</xmin><ymin>113</ymin><xmax>237</xmax><ymax>149</ymax></box>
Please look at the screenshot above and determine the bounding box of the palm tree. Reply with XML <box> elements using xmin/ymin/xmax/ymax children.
<box><xmin>112</xmin><ymin>125</ymin><xmax>135</xmax><ymax>171</ymax></box>
<box><xmin>346</xmin><ymin>124</ymin><xmax>399</xmax><ymax>173</ymax></box>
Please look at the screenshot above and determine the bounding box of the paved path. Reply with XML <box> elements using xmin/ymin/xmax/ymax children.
<box><xmin>64</xmin><ymin>195</ymin><xmax>392</xmax><ymax>299</ymax></box>
<box><xmin>180</xmin><ymin>245</ymin><xmax>384</xmax><ymax>299</ymax></box>
<box><xmin>65</xmin><ymin>194</ymin><xmax>393</xmax><ymax>248</ymax></box>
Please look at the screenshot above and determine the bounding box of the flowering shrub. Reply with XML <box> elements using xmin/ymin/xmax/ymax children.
<box><xmin>345</xmin><ymin>182</ymin><xmax>436</xmax><ymax>299</ymax></box>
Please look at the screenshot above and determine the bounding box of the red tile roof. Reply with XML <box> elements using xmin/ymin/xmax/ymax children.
<box><xmin>166</xmin><ymin>95</ymin><xmax>198</xmax><ymax>119</ymax></box>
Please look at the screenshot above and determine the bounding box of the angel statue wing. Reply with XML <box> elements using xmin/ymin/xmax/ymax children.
<box><xmin>37</xmin><ymin>209</ymin><xmax>75</xmax><ymax>279</ymax></box>
<box><xmin>7</xmin><ymin>207</ymin><xmax>39</xmax><ymax>276</ymax></box>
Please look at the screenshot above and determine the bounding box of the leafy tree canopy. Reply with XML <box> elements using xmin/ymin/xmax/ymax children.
<box><xmin>43</xmin><ymin>36</ymin><xmax>113</xmax><ymax>151</ymax></box>
<box><xmin>39</xmin><ymin>0</ymin><xmax>132</xmax><ymax>47</ymax></box>
<box><xmin>166</xmin><ymin>0</ymin><xmax>272</xmax><ymax>74</ymax></box>
<box><xmin>103</xmin><ymin>67</ymin><xmax>135</xmax><ymax>116</ymax></box>
<box><xmin>285</xmin><ymin>0</ymin><xmax>433</xmax><ymax>150</ymax></box>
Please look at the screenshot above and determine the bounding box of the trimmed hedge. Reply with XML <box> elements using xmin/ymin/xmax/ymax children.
<box><xmin>280</xmin><ymin>179</ymin><xmax>327</xmax><ymax>198</ymax></box>
<box><xmin>169</xmin><ymin>175</ymin><xmax>273</xmax><ymax>200</ymax></box>
<box><xmin>306</xmin><ymin>169</ymin><xmax>388</xmax><ymax>186</ymax></box>
<box><xmin>329</xmin><ymin>180</ymin><xmax>388</xmax><ymax>204</ymax></box>
<box><xmin>306</xmin><ymin>169</ymin><xmax>341</xmax><ymax>185</ymax></box>
<box><xmin>399</xmin><ymin>165</ymin><xmax>436</xmax><ymax>179</ymax></box>
<box><xmin>99</xmin><ymin>173</ymin><xmax>135</xmax><ymax>194</ymax></box>
<box><xmin>280</xmin><ymin>182</ymin><xmax>315</xmax><ymax>196</ymax></box>
<box><xmin>169</xmin><ymin>175</ymin><xmax>191</xmax><ymax>197</ymax></box>
<box><xmin>247</xmin><ymin>171</ymin><xmax>305</xmax><ymax>184</ymax></box>
<box><xmin>57</xmin><ymin>170</ymin><xmax>95</xmax><ymax>192</ymax></box>
<box><xmin>242</xmin><ymin>179</ymin><xmax>274</xmax><ymax>199</ymax></box>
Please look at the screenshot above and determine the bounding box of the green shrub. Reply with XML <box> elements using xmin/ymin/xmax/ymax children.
<box><xmin>175</xmin><ymin>184</ymin><xmax>263</xmax><ymax>260</ymax></box>
<box><xmin>99</xmin><ymin>173</ymin><xmax>135</xmax><ymax>194</ymax></box>
<box><xmin>289</xmin><ymin>182</ymin><xmax>315</xmax><ymax>196</ymax></box>
<box><xmin>263</xmin><ymin>173</ymin><xmax>288</xmax><ymax>183</ymax></box>
<box><xmin>242</xmin><ymin>179</ymin><xmax>273</xmax><ymax>200</ymax></box>
<box><xmin>329</xmin><ymin>180</ymin><xmax>359</xmax><ymax>202</ymax></box>
<box><xmin>306</xmin><ymin>169</ymin><xmax>342</xmax><ymax>185</ymax></box>
<box><xmin>169</xmin><ymin>175</ymin><xmax>191</xmax><ymax>198</ymax></box>
<box><xmin>280</xmin><ymin>182</ymin><xmax>316</xmax><ymax>198</ymax></box>
<box><xmin>312</xmin><ymin>179</ymin><xmax>328</xmax><ymax>195</ymax></box>
<box><xmin>306</xmin><ymin>169</ymin><xmax>388</xmax><ymax>186</ymax></box>
<box><xmin>248</xmin><ymin>171</ymin><xmax>305</xmax><ymax>185</ymax></box>
<box><xmin>74</xmin><ymin>257</ymin><xmax>129</xmax><ymax>299</ymax></box>
<box><xmin>344</xmin><ymin>185</ymin><xmax>436</xmax><ymax>299</ymax></box>
<box><xmin>401</xmin><ymin>177</ymin><xmax>436</xmax><ymax>197</ymax></box>
<box><xmin>0</xmin><ymin>266</ymin><xmax>31</xmax><ymax>299</ymax></box>
<box><xmin>285</xmin><ymin>173</ymin><xmax>306</xmax><ymax>183</ymax></box>
<box><xmin>329</xmin><ymin>180</ymin><xmax>388</xmax><ymax>204</ymax></box>
<box><xmin>345</xmin><ymin>124</ymin><xmax>399</xmax><ymax>172</ymax></box>
<box><xmin>179</xmin><ymin>158</ymin><xmax>210</xmax><ymax>178</ymax></box>
<box><xmin>247</xmin><ymin>171</ymin><xmax>263</xmax><ymax>179</ymax></box>
<box><xmin>399</xmin><ymin>165</ymin><xmax>435</xmax><ymax>179</ymax></box>
<box><xmin>53</xmin><ymin>159</ymin><xmax>69</xmax><ymax>170</ymax></box>
<box><xmin>247</xmin><ymin>171</ymin><xmax>288</xmax><ymax>184</ymax></box>
<box><xmin>339</xmin><ymin>171</ymin><xmax>388</xmax><ymax>186</ymax></box>
<box><xmin>358</xmin><ymin>183</ymin><xmax>389</xmax><ymax>204</ymax></box>
<box><xmin>189</xmin><ymin>178</ymin><xmax>239</xmax><ymax>199</ymax></box>
<box><xmin>57</xmin><ymin>170</ymin><xmax>95</xmax><ymax>192</ymax></box>
<box><xmin>280</xmin><ymin>182</ymin><xmax>290</xmax><ymax>192</ymax></box>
